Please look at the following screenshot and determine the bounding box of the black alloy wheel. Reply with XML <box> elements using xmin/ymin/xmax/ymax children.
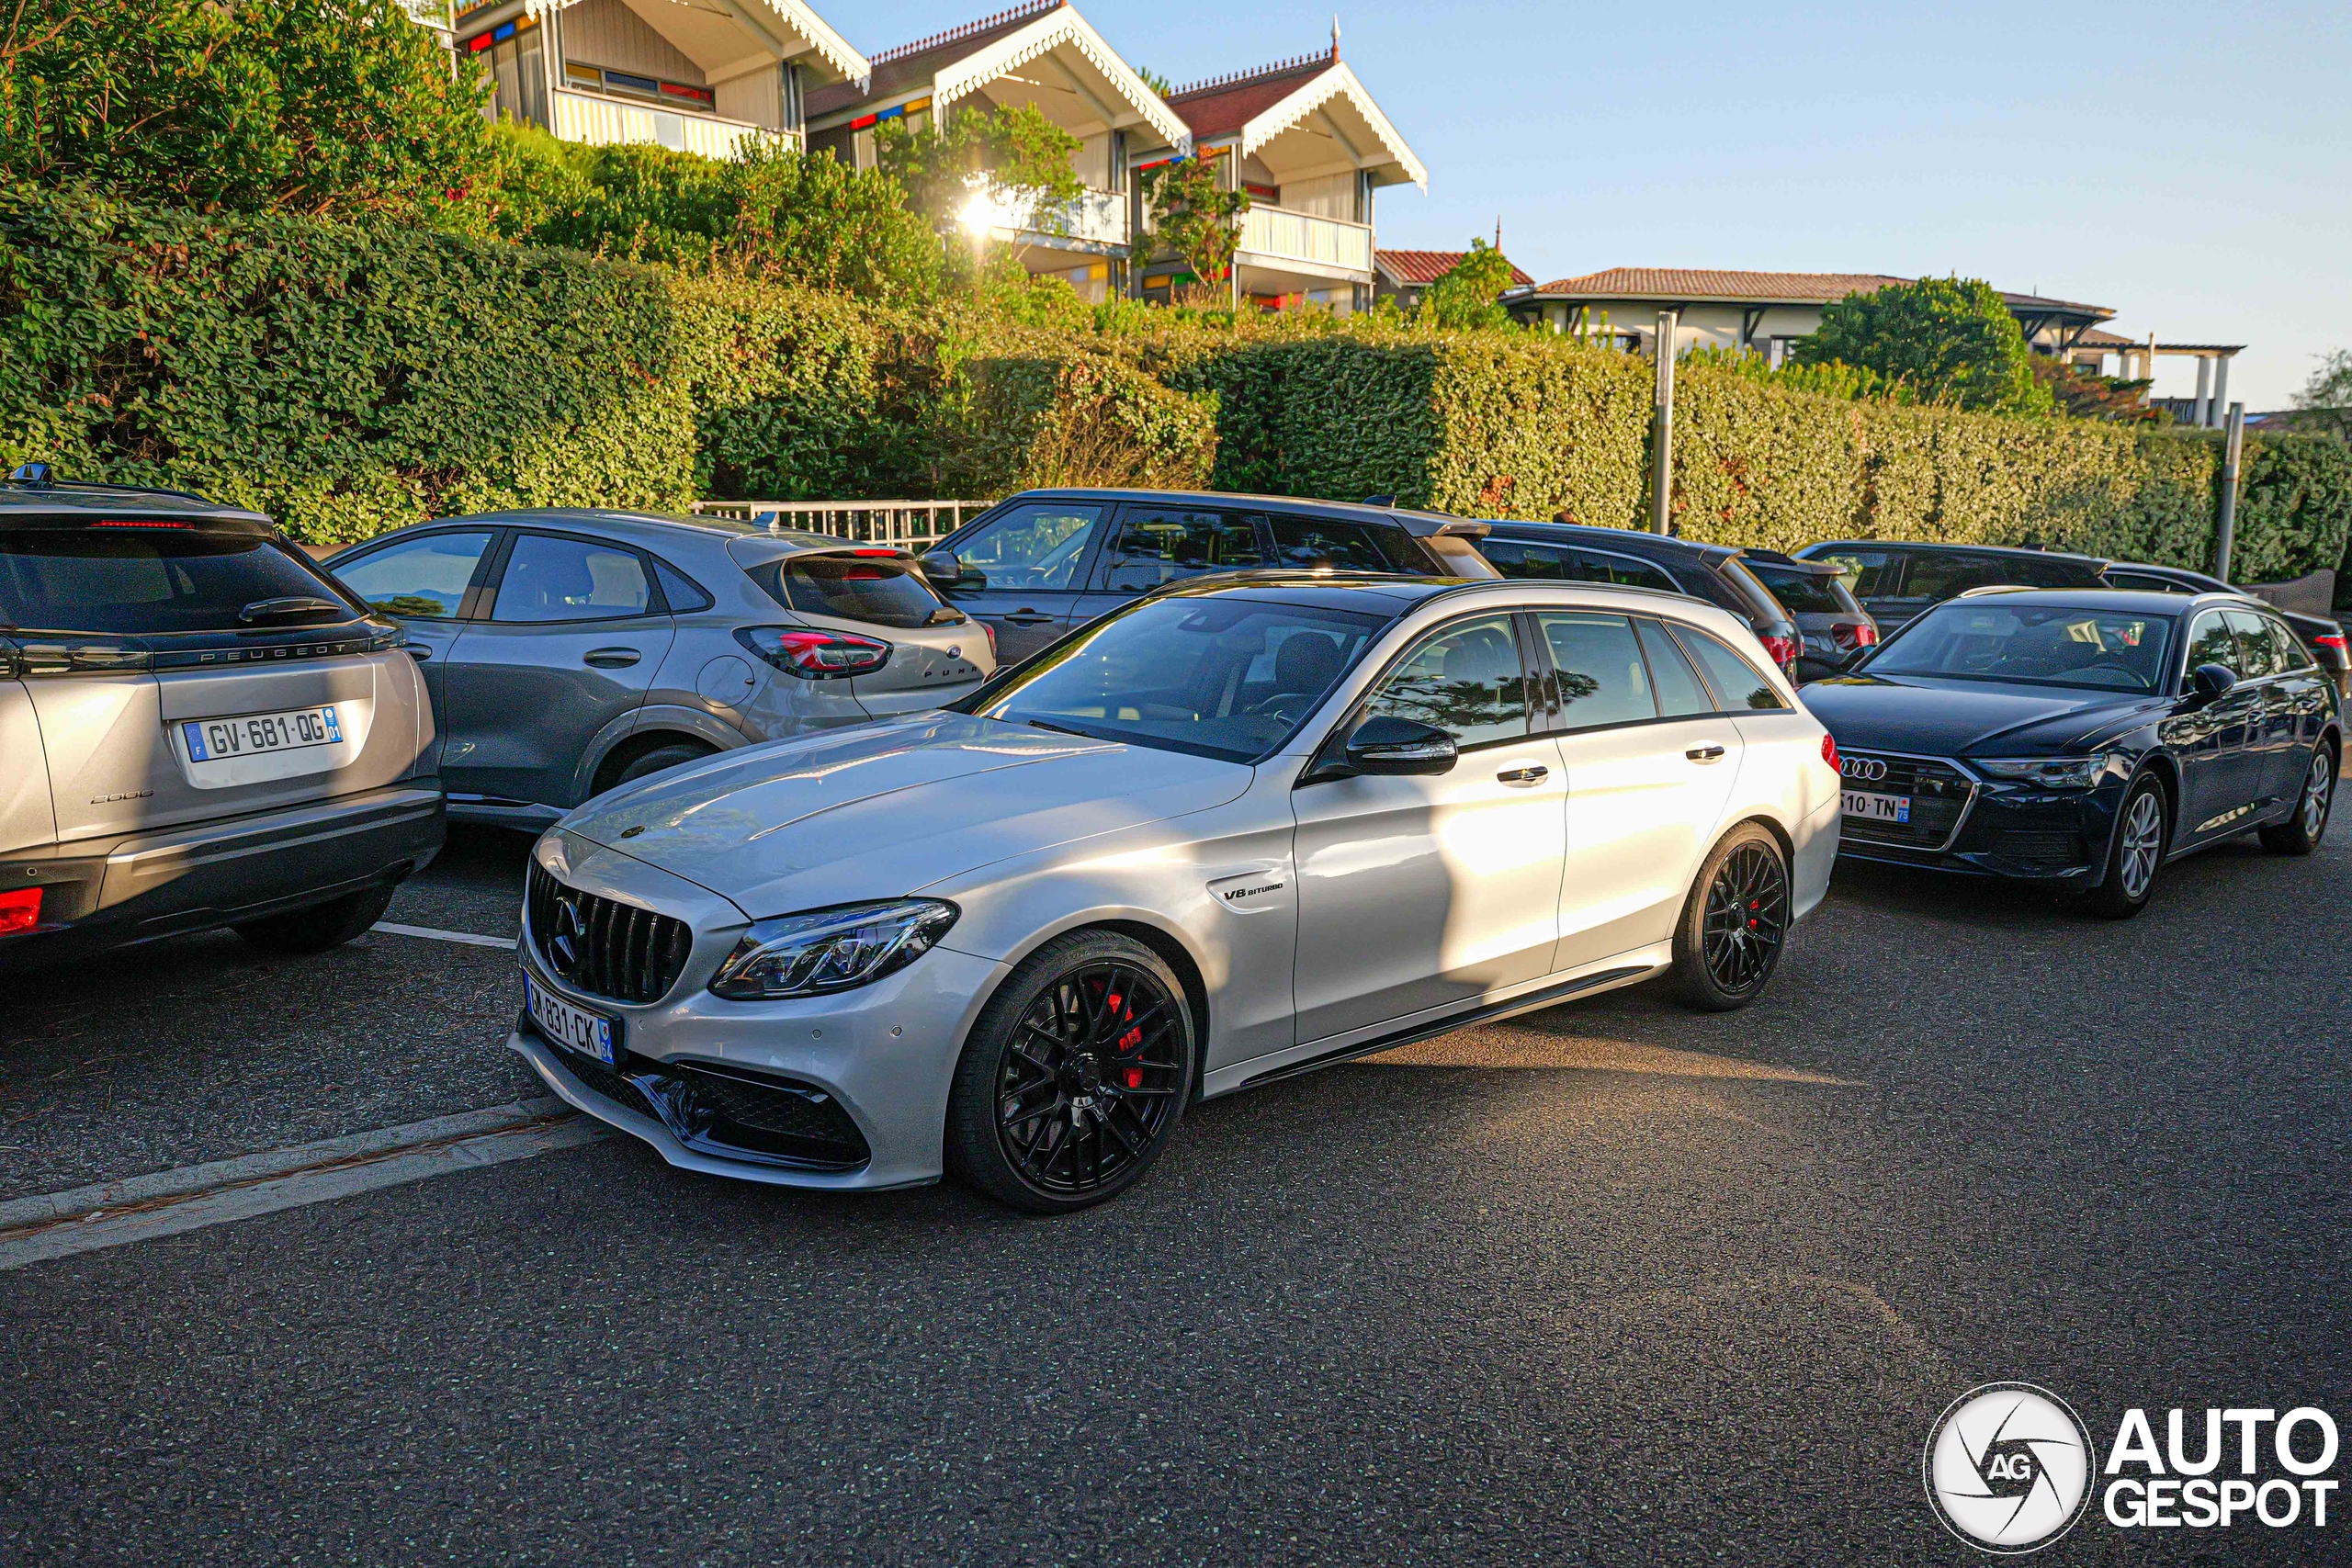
<box><xmin>1668</xmin><ymin>823</ymin><xmax>1791</xmax><ymax>1012</ymax></box>
<box><xmin>2260</xmin><ymin>742</ymin><xmax>2335</xmax><ymax>855</ymax></box>
<box><xmin>945</xmin><ymin>931</ymin><xmax>1195</xmax><ymax>1213</ymax></box>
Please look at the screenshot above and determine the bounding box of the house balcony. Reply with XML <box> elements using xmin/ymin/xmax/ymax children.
<box><xmin>973</xmin><ymin>186</ymin><xmax>1132</xmax><ymax>258</ymax></box>
<box><xmin>1237</xmin><ymin>206</ymin><xmax>1374</xmax><ymax>279</ymax></box>
<box><xmin>549</xmin><ymin>88</ymin><xmax>786</xmax><ymax>161</ymax></box>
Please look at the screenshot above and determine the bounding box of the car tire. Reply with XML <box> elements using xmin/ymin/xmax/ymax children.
<box><xmin>2082</xmin><ymin>775</ymin><xmax>2169</xmax><ymax>920</ymax></box>
<box><xmin>233</xmin><ymin>882</ymin><xmax>397</xmax><ymax>955</ymax></box>
<box><xmin>944</xmin><ymin>930</ymin><xmax>1196</xmax><ymax>1213</ymax></box>
<box><xmin>2258</xmin><ymin>743</ymin><xmax>2335</xmax><ymax>856</ymax></box>
<box><xmin>1667</xmin><ymin>822</ymin><xmax>1791</xmax><ymax>1012</ymax></box>
<box><xmin>610</xmin><ymin>741</ymin><xmax>713</xmax><ymax>789</ymax></box>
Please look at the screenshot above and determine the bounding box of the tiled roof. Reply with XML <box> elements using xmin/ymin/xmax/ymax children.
<box><xmin>1376</xmin><ymin>250</ymin><xmax>1535</xmax><ymax>288</ymax></box>
<box><xmin>805</xmin><ymin>0</ymin><xmax>1063</xmax><ymax>119</ymax></box>
<box><xmin>1166</xmin><ymin>50</ymin><xmax>1335</xmax><ymax>139</ymax></box>
<box><xmin>1523</xmin><ymin>268</ymin><xmax>1908</xmax><ymax>302</ymax></box>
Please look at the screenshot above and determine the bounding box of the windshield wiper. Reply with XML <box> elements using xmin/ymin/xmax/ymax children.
<box><xmin>238</xmin><ymin>596</ymin><xmax>346</xmax><ymax>626</ymax></box>
<box><xmin>1022</xmin><ymin>717</ymin><xmax>1096</xmax><ymax>739</ymax></box>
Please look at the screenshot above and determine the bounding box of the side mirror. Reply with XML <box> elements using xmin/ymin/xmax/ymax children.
<box><xmin>1343</xmin><ymin>716</ymin><xmax>1457</xmax><ymax>776</ymax></box>
<box><xmin>919</xmin><ymin>551</ymin><xmax>964</xmax><ymax>588</ymax></box>
<box><xmin>2188</xmin><ymin>662</ymin><xmax>2239</xmax><ymax>704</ymax></box>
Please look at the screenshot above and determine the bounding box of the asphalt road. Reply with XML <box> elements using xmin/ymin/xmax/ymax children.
<box><xmin>3</xmin><ymin>821</ymin><xmax>2347</xmax><ymax>1564</ymax></box>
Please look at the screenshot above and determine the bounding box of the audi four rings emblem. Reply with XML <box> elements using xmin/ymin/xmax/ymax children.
<box><xmin>1842</xmin><ymin>756</ymin><xmax>1889</xmax><ymax>782</ymax></box>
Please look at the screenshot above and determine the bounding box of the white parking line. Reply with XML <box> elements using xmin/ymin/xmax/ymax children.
<box><xmin>0</xmin><ymin>1098</ymin><xmax>608</xmax><ymax>1271</ymax></box>
<box><xmin>371</xmin><ymin>920</ymin><xmax>517</xmax><ymax>950</ymax></box>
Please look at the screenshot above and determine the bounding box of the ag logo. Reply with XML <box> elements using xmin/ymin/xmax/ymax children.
<box><xmin>1924</xmin><ymin>1383</ymin><xmax>2096</xmax><ymax>1554</ymax></box>
<box><xmin>1841</xmin><ymin>755</ymin><xmax>1889</xmax><ymax>783</ymax></box>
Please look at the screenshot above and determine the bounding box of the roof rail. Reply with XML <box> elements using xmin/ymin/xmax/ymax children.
<box><xmin>2</xmin><ymin>466</ymin><xmax>219</xmax><ymax>506</ymax></box>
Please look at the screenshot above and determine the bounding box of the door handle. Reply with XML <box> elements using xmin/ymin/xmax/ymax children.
<box><xmin>1497</xmin><ymin>763</ymin><xmax>1549</xmax><ymax>785</ymax></box>
<box><xmin>1001</xmin><ymin>611</ymin><xmax>1056</xmax><ymax>626</ymax></box>
<box><xmin>1686</xmin><ymin>745</ymin><xmax>1726</xmax><ymax>762</ymax></box>
<box><xmin>404</xmin><ymin>646</ymin><xmax>430</xmax><ymax>661</ymax></box>
<box><xmin>583</xmin><ymin>648</ymin><xmax>642</xmax><ymax>669</ymax></box>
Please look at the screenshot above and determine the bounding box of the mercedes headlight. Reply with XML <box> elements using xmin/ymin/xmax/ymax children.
<box><xmin>708</xmin><ymin>900</ymin><xmax>957</xmax><ymax>999</ymax></box>
<box><xmin>1973</xmin><ymin>754</ymin><xmax>2125</xmax><ymax>790</ymax></box>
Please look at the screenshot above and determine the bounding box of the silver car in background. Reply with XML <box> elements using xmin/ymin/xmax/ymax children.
<box><xmin>508</xmin><ymin>572</ymin><xmax>1840</xmax><ymax>1213</ymax></box>
<box><xmin>1</xmin><ymin>469</ymin><xmax>441</xmax><ymax>964</ymax></box>
<box><xmin>325</xmin><ymin>510</ymin><xmax>995</xmax><ymax>829</ymax></box>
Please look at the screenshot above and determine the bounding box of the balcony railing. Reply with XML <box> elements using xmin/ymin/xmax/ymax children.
<box><xmin>970</xmin><ymin>186</ymin><xmax>1129</xmax><ymax>250</ymax></box>
<box><xmin>1238</xmin><ymin>206</ymin><xmax>1374</xmax><ymax>274</ymax></box>
<box><xmin>691</xmin><ymin>499</ymin><xmax>985</xmax><ymax>551</ymax></box>
<box><xmin>550</xmin><ymin>88</ymin><xmax>782</xmax><ymax>162</ymax></box>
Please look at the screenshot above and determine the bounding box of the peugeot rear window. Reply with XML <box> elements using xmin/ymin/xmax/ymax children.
<box><xmin>747</xmin><ymin>553</ymin><xmax>951</xmax><ymax>629</ymax></box>
<box><xmin>0</xmin><ymin>525</ymin><xmax>360</xmax><ymax>635</ymax></box>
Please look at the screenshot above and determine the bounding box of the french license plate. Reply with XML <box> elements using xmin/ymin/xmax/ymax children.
<box><xmin>183</xmin><ymin>705</ymin><xmax>342</xmax><ymax>762</ymax></box>
<box><xmin>525</xmin><ymin>973</ymin><xmax>618</xmax><ymax>1066</ymax></box>
<box><xmin>1843</xmin><ymin>789</ymin><xmax>1912</xmax><ymax>823</ymax></box>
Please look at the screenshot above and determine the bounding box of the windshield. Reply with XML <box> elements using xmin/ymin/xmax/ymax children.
<box><xmin>1865</xmin><ymin>603</ymin><xmax>2177</xmax><ymax>692</ymax></box>
<box><xmin>955</xmin><ymin>595</ymin><xmax>1391</xmax><ymax>761</ymax></box>
<box><xmin>0</xmin><ymin>526</ymin><xmax>361</xmax><ymax>635</ymax></box>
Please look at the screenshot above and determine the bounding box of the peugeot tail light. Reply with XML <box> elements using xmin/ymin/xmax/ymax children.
<box><xmin>0</xmin><ymin>886</ymin><xmax>40</xmax><ymax>935</ymax></box>
<box><xmin>734</xmin><ymin>626</ymin><xmax>890</xmax><ymax>679</ymax></box>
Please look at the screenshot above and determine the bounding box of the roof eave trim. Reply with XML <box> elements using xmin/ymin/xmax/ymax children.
<box><xmin>934</xmin><ymin>9</ymin><xmax>1191</xmax><ymax>152</ymax></box>
<box><xmin>752</xmin><ymin>0</ymin><xmax>872</xmax><ymax>89</ymax></box>
<box><xmin>1239</xmin><ymin>62</ymin><xmax>1425</xmax><ymax>190</ymax></box>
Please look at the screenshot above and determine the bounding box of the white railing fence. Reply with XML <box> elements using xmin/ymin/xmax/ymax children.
<box><xmin>691</xmin><ymin>499</ymin><xmax>987</xmax><ymax>551</ymax></box>
<box><xmin>1239</xmin><ymin>206</ymin><xmax>1374</xmax><ymax>273</ymax></box>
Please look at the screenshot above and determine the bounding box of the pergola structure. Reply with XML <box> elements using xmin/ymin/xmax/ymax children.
<box><xmin>2068</xmin><ymin>329</ymin><xmax>2246</xmax><ymax>428</ymax></box>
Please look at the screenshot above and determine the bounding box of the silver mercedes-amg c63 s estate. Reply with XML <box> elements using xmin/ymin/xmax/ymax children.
<box><xmin>509</xmin><ymin>572</ymin><xmax>1842</xmax><ymax>1211</ymax></box>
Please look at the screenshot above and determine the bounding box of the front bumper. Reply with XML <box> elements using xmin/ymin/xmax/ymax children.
<box><xmin>1838</xmin><ymin>764</ymin><xmax>2129</xmax><ymax>884</ymax></box>
<box><xmin>507</xmin><ymin>844</ymin><xmax>1012</xmax><ymax>1190</ymax></box>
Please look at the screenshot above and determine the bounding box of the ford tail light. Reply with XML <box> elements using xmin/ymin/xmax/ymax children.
<box><xmin>734</xmin><ymin>626</ymin><xmax>890</xmax><ymax>679</ymax></box>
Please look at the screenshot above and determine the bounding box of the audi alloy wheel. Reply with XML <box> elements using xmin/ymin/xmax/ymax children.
<box><xmin>2085</xmin><ymin>776</ymin><xmax>2169</xmax><ymax>919</ymax></box>
<box><xmin>2261</xmin><ymin>742</ymin><xmax>2335</xmax><ymax>856</ymax></box>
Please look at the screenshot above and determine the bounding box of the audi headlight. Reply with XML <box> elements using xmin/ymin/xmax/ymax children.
<box><xmin>1973</xmin><ymin>754</ymin><xmax>2125</xmax><ymax>790</ymax></box>
<box><xmin>708</xmin><ymin>900</ymin><xmax>957</xmax><ymax>999</ymax></box>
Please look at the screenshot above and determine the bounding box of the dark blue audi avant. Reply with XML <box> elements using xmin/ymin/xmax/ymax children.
<box><xmin>1803</xmin><ymin>588</ymin><xmax>2339</xmax><ymax>918</ymax></box>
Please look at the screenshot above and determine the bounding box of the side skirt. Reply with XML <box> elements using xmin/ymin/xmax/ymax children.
<box><xmin>1232</xmin><ymin>964</ymin><xmax>1660</xmax><ymax>1092</ymax></box>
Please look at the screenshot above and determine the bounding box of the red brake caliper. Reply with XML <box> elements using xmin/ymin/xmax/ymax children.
<box><xmin>1107</xmin><ymin>988</ymin><xmax>1145</xmax><ymax>1087</ymax></box>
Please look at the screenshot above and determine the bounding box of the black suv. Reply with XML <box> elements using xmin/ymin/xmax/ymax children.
<box><xmin>1740</xmin><ymin>548</ymin><xmax>1881</xmax><ymax>682</ymax></box>
<box><xmin>1476</xmin><ymin>520</ymin><xmax>1802</xmax><ymax>678</ymax></box>
<box><xmin>1793</xmin><ymin>540</ymin><xmax>2109</xmax><ymax>635</ymax></box>
<box><xmin>920</xmin><ymin>490</ymin><xmax>1498</xmax><ymax>661</ymax></box>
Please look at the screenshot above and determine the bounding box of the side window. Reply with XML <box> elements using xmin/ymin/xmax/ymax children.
<box><xmin>334</xmin><ymin>530</ymin><xmax>493</xmax><ymax>619</ymax></box>
<box><xmin>1534</xmin><ymin>612</ymin><xmax>1658</xmax><ymax>730</ymax></box>
<box><xmin>1096</xmin><ymin>507</ymin><xmax>1265</xmax><ymax>593</ymax></box>
<box><xmin>1676</xmin><ymin>626</ymin><xmax>1789</xmax><ymax>710</ymax></box>
<box><xmin>2223</xmin><ymin>609</ymin><xmax>2281</xmax><ymax>679</ymax></box>
<box><xmin>2182</xmin><ymin>610</ymin><xmax>2240</xmax><ymax>677</ymax></box>
<box><xmin>490</xmin><ymin>534</ymin><xmax>653</xmax><ymax>624</ymax></box>
<box><xmin>2265</xmin><ymin>617</ymin><xmax>2316</xmax><ymax>672</ymax></box>
<box><xmin>1359</xmin><ymin>613</ymin><xmax>1530</xmax><ymax>750</ymax></box>
<box><xmin>652</xmin><ymin>558</ymin><xmax>713</xmax><ymax>613</ymax></box>
<box><xmin>2019</xmin><ymin>555</ymin><xmax>2103</xmax><ymax>589</ymax></box>
<box><xmin>1813</xmin><ymin>549</ymin><xmax>1900</xmax><ymax>599</ymax></box>
<box><xmin>1636</xmin><ymin>618</ymin><xmax>1715</xmax><ymax>716</ymax></box>
<box><xmin>1483</xmin><ymin>540</ymin><xmax>1567</xmax><ymax>581</ymax></box>
<box><xmin>947</xmin><ymin>502</ymin><xmax>1106</xmax><ymax>593</ymax></box>
<box><xmin>2104</xmin><ymin>570</ymin><xmax>2186</xmax><ymax>594</ymax></box>
<box><xmin>1267</xmin><ymin>515</ymin><xmax>1392</xmax><ymax>571</ymax></box>
<box><xmin>1904</xmin><ymin>552</ymin><xmax>2017</xmax><ymax>602</ymax></box>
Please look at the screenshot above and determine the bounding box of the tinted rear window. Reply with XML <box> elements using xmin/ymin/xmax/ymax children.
<box><xmin>0</xmin><ymin>527</ymin><xmax>356</xmax><ymax>635</ymax></box>
<box><xmin>749</xmin><ymin>553</ymin><xmax>948</xmax><ymax>629</ymax></box>
<box><xmin>1746</xmin><ymin>561</ymin><xmax>1851</xmax><ymax>615</ymax></box>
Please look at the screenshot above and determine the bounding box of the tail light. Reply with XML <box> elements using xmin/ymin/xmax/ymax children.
<box><xmin>978</xmin><ymin>619</ymin><xmax>996</xmax><ymax>660</ymax></box>
<box><xmin>1759</xmin><ymin>632</ymin><xmax>1801</xmax><ymax>671</ymax></box>
<box><xmin>1821</xmin><ymin>734</ymin><xmax>1840</xmax><ymax>775</ymax></box>
<box><xmin>734</xmin><ymin>626</ymin><xmax>890</xmax><ymax>679</ymax></box>
<box><xmin>1831</xmin><ymin>621</ymin><xmax>1879</xmax><ymax>651</ymax></box>
<box><xmin>2314</xmin><ymin>633</ymin><xmax>2347</xmax><ymax>656</ymax></box>
<box><xmin>0</xmin><ymin>886</ymin><xmax>40</xmax><ymax>935</ymax></box>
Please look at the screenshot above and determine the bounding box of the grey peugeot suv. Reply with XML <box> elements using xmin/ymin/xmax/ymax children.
<box><xmin>0</xmin><ymin>468</ymin><xmax>443</xmax><ymax>965</ymax></box>
<box><xmin>324</xmin><ymin>509</ymin><xmax>995</xmax><ymax>829</ymax></box>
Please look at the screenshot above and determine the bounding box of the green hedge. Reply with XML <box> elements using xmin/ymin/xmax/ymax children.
<box><xmin>4</xmin><ymin>190</ymin><xmax>2346</xmax><ymax>588</ymax></box>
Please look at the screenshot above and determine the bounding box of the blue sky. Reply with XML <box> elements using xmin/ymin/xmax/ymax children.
<box><xmin>847</xmin><ymin>1</ymin><xmax>2348</xmax><ymax>407</ymax></box>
